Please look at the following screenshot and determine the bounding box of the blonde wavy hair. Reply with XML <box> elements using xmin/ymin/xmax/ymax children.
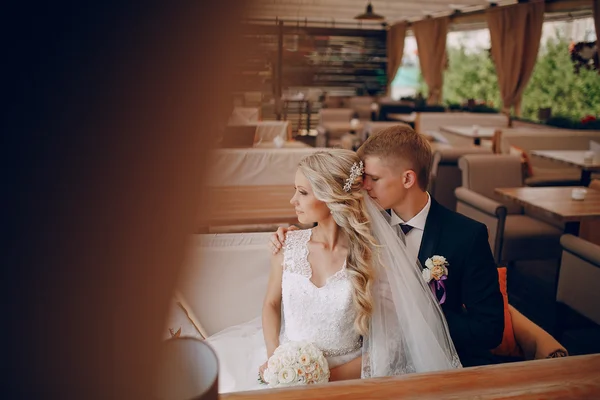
<box><xmin>298</xmin><ymin>149</ymin><xmax>378</xmax><ymax>336</ymax></box>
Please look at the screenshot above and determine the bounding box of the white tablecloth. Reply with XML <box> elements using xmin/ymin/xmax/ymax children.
<box><xmin>254</xmin><ymin>140</ymin><xmax>309</xmax><ymax>149</ymax></box>
<box><xmin>418</xmin><ymin>112</ymin><xmax>509</xmax><ymax>134</ymax></box>
<box><xmin>179</xmin><ymin>232</ymin><xmax>272</xmax><ymax>336</ymax></box>
<box><xmin>225</xmin><ymin>121</ymin><xmax>291</xmax><ymax>141</ymax></box>
<box><xmin>228</xmin><ymin>107</ymin><xmax>260</xmax><ymax>124</ymax></box>
<box><xmin>255</xmin><ymin>121</ymin><xmax>291</xmax><ymax>141</ymax></box>
<box><xmin>209</xmin><ymin>147</ymin><xmax>320</xmax><ymax>186</ymax></box>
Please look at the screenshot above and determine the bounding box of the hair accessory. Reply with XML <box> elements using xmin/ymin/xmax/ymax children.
<box><xmin>343</xmin><ymin>161</ymin><xmax>364</xmax><ymax>192</ymax></box>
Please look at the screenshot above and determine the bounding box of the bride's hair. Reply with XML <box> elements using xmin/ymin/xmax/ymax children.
<box><xmin>298</xmin><ymin>149</ymin><xmax>377</xmax><ymax>336</ymax></box>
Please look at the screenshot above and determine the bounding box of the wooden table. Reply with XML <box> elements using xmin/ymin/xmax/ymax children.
<box><xmin>293</xmin><ymin>134</ymin><xmax>317</xmax><ymax>148</ymax></box>
<box><xmin>496</xmin><ymin>186</ymin><xmax>600</xmax><ymax>294</ymax></box>
<box><xmin>439</xmin><ymin>125</ymin><xmax>500</xmax><ymax>146</ymax></box>
<box><xmin>221</xmin><ymin>354</ymin><xmax>600</xmax><ymax>400</ymax></box>
<box><xmin>199</xmin><ymin>185</ymin><xmax>297</xmax><ymax>231</ymax></box>
<box><xmin>320</xmin><ymin>121</ymin><xmax>364</xmax><ymax>135</ymax></box>
<box><xmin>531</xmin><ymin>150</ymin><xmax>600</xmax><ymax>186</ymax></box>
<box><xmin>317</xmin><ymin>122</ymin><xmax>364</xmax><ymax>148</ymax></box>
<box><xmin>495</xmin><ymin>186</ymin><xmax>600</xmax><ymax>236</ymax></box>
<box><xmin>388</xmin><ymin>112</ymin><xmax>416</xmax><ymax>123</ymax></box>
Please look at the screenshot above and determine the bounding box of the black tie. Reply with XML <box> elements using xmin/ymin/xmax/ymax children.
<box><xmin>400</xmin><ymin>224</ymin><xmax>413</xmax><ymax>235</ymax></box>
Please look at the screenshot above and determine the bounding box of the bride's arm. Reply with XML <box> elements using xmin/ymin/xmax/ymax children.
<box><xmin>329</xmin><ymin>357</ymin><xmax>362</xmax><ymax>381</ymax></box>
<box><xmin>262</xmin><ymin>253</ymin><xmax>284</xmax><ymax>357</ymax></box>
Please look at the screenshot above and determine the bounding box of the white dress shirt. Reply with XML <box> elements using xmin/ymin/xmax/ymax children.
<box><xmin>389</xmin><ymin>193</ymin><xmax>431</xmax><ymax>263</ymax></box>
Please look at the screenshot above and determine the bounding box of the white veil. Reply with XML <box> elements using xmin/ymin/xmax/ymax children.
<box><xmin>361</xmin><ymin>195</ymin><xmax>462</xmax><ymax>378</ymax></box>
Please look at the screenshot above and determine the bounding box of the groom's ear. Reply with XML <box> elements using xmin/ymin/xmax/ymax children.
<box><xmin>402</xmin><ymin>170</ymin><xmax>418</xmax><ymax>189</ymax></box>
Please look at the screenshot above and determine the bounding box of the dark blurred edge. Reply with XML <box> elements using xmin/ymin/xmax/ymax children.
<box><xmin>1</xmin><ymin>1</ymin><xmax>248</xmax><ymax>398</ymax></box>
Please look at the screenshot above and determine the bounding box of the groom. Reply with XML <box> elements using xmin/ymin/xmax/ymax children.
<box><xmin>270</xmin><ymin>125</ymin><xmax>504</xmax><ymax>367</ymax></box>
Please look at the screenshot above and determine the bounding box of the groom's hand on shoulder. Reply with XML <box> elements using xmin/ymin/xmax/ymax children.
<box><xmin>269</xmin><ymin>226</ymin><xmax>298</xmax><ymax>254</ymax></box>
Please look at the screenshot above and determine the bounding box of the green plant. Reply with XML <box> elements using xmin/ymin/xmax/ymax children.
<box><xmin>439</xmin><ymin>29</ymin><xmax>600</xmax><ymax>125</ymax></box>
<box><xmin>521</xmin><ymin>32</ymin><xmax>600</xmax><ymax>122</ymax></box>
<box><xmin>442</xmin><ymin>44</ymin><xmax>501</xmax><ymax>109</ymax></box>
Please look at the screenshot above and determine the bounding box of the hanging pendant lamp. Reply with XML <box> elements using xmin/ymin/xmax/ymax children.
<box><xmin>354</xmin><ymin>1</ymin><xmax>385</xmax><ymax>21</ymax></box>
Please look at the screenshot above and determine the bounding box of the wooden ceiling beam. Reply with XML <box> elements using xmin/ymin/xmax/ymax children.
<box><xmin>546</xmin><ymin>0</ymin><xmax>593</xmax><ymax>12</ymax></box>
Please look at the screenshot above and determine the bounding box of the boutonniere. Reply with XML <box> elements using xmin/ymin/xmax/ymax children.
<box><xmin>422</xmin><ymin>255</ymin><xmax>449</xmax><ymax>305</ymax></box>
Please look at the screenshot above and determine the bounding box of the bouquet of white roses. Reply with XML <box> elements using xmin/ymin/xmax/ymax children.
<box><xmin>262</xmin><ymin>341</ymin><xmax>330</xmax><ymax>388</ymax></box>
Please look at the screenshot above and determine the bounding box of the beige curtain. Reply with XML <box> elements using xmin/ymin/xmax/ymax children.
<box><xmin>486</xmin><ymin>1</ymin><xmax>545</xmax><ymax>116</ymax></box>
<box><xmin>413</xmin><ymin>17</ymin><xmax>449</xmax><ymax>105</ymax></box>
<box><xmin>387</xmin><ymin>23</ymin><xmax>407</xmax><ymax>95</ymax></box>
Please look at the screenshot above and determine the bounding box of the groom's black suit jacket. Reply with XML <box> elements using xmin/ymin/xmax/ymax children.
<box><xmin>415</xmin><ymin>198</ymin><xmax>504</xmax><ymax>367</ymax></box>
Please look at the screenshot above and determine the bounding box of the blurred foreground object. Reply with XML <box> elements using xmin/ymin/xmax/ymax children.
<box><xmin>156</xmin><ymin>338</ymin><xmax>218</xmax><ymax>400</ymax></box>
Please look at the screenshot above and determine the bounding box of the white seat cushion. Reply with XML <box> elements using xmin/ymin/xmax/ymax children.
<box><xmin>177</xmin><ymin>233</ymin><xmax>272</xmax><ymax>336</ymax></box>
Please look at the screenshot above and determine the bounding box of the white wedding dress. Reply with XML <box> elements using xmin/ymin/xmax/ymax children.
<box><xmin>206</xmin><ymin>229</ymin><xmax>362</xmax><ymax>394</ymax></box>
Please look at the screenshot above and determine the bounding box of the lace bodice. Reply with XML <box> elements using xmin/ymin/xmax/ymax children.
<box><xmin>280</xmin><ymin>229</ymin><xmax>361</xmax><ymax>358</ymax></box>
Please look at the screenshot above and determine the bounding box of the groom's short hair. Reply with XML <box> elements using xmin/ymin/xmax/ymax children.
<box><xmin>357</xmin><ymin>125</ymin><xmax>432</xmax><ymax>191</ymax></box>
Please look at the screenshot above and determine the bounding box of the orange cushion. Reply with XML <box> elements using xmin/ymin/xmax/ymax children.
<box><xmin>491</xmin><ymin>267</ymin><xmax>522</xmax><ymax>357</ymax></box>
<box><xmin>508</xmin><ymin>145</ymin><xmax>534</xmax><ymax>178</ymax></box>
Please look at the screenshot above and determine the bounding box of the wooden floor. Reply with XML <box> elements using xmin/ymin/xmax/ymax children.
<box><xmin>221</xmin><ymin>354</ymin><xmax>600</xmax><ymax>400</ymax></box>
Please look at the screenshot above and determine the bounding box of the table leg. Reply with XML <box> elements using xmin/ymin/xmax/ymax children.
<box><xmin>564</xmin><ymin>221</ymin><xmax>580</xmax><ymax>236</ymax></box>
<box><xmin>315</xmin><ymin>131</ymin><xmax>327</xmax><ymax>147</ymax></box>
<box><xmin>581</xmin><ymin>170</ymin><xmax>591</xmax><ymax>187</ymax></box>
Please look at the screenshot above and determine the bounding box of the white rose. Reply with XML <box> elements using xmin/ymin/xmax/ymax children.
<box><xmin>296</xmin><ymin>341</ymin><xmax>309</xmax><ymax>351</ymax></box>
<box><xmin>432</xmin><ymin>255</ymin><xmax>447</xmax><ymax>265</ymax></box>
<box><xmin>278</xmin><ymin>367</ymin><xmax>297</xmax><ymax>385</ymax></box>
<box><xmin>280</xmin><ymin>353</ymin><xmax>296</xmax><ymax>367</ymax></box>
<box><xmin>298</xmin><ymin>353</ymin><xmax>311</xmax><ymax>366</ymax></box>
<box><xmin>311</xmin><ymin>368</ymin><xmax>321</xmax><ymax>382</ymax></box>
<box><xmin>425</xmin><ymin>258</ymin><xmax>434</xmax><ymax>269</ymax></box>
<box><xmin>422</xmin><ymin>268</ymin><xmax>432</xmax><ymax>282</ymax></box>
<box><xmin>430</xmin><ymin>265</ymin><xmax>446</xmax><ymax>281</ymax></box>
<box><xmin>317</xmin><ymin>354</ymin><xmax>327</xmax><ymax>368</ymax></box>
<box><xmin>302</xmin><ymin>343</ymin><xmax>318</xmax><ymax>355</ymax></box>
<box><xmin>268</xmin><ymin>357</ymin><xmax>282</xmax><ymax>372</ymax></box>
<box><xmin>264</xmin><ymin>368</ymin><xmax>277</xmax><ymax>385</ymax></box>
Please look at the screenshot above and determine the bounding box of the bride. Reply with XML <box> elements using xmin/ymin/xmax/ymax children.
<box><xmin>206</xmin><ymin>149</ymin><xmax>461</xmax><ymax>393</ymax></box>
